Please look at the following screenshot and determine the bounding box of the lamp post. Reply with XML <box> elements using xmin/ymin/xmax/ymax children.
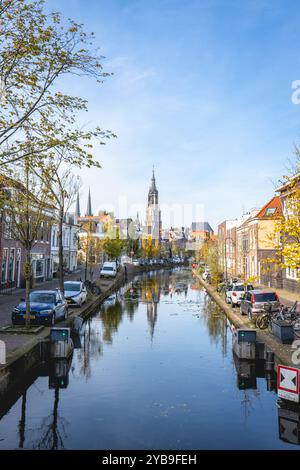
<box><xmin>224</xmin><ymin>236</ymin><xmax>235</xmax><ymax>283</ymax></box>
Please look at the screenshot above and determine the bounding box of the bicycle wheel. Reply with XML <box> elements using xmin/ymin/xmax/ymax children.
<box><xmin>255</xmin><ymin>315</ymin><xmax>263</xmax><ymax>329</ymax></box>
<box><xmin>92</xmin><ymin>285</ymin><xmax>101</xmax><ymax>295</ymax></box>
<box><xmin>257</xmin><ymin>314</ymin><xmax>269</xmax><ymax>330</ymax></box>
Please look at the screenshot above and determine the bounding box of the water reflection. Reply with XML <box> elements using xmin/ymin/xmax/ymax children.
<box><xmin>0</xmin><ymin>268</ymin><xmax>299</xmax><ymax>449</ymax></box>
<box><xmin>74</xmin><ymin>319</ymin><xmax>103</xmax><ymax>380</ymax></box>
<box><xmin>278</xmin><ymin>402</ymin><xmax>300</xmax><ymax>445</ymax></box>
<box><xmin>15</xmin><ymin>358</ymin><xmax>72</xmax><ymax>450</ymax></box>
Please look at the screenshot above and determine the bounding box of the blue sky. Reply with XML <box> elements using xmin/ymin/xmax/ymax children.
<box><xmin>49</xmin><ymin>0</ymin><xmax>300</xmax><ymax>229</ymax></box>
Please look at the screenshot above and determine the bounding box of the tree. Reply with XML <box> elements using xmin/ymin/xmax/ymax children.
<box><xmin>37</xmin><ymin>158</ymin><xmax>80</xmax><ymax>294</ymax></box>
<box><xmin>200</xmin><ymin>239</ymin><xmax>222</xmax><ymax>286</ymax></box>
<box><xmin>0</xmin><ymin>0</ymin><xmax>115</xmax><ymax>167</ymax></box>
<box><xmin>0</xmin><ymin>159</ymin><xmax>52</xmax><ymax>327</ymax></box>
<box><xmin>141</xmin><ymin>235</ymin><xmax>153</xmax><ymax>259</ymax></box>
<box><xmin>103</xmin><ymin>228</ymin><xmax>125</xmax><ymax>261</ymax></box>
<box><xmin>265</xmin><ymin>175</ymin><xmax>300</xmax><ymax>280</ymax></box>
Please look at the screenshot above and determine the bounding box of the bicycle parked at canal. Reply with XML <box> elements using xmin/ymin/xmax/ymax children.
<box><xmin>256</xmin><ymin>301</ymin><xmax>299</xmax><ymax>334</ymax></box>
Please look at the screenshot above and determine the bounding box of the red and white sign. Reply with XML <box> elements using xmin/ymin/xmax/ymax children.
<box><xmin>278</xmin><ymin>365</ymin><xmax>299</xmax><ymax>403</ymax></box>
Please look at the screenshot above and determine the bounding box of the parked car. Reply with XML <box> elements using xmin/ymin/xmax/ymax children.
<box><xmin>240</xmin><ymin>289</ymin><xmax>280</xmax><ymax>319</ymax></box>
<box><xmin>100</xmin><ymin>262</ymin><xmax>117</xmax><ymax>278</ymax></box>
<box><xmin>132</xmin><ymin>259</ymin><xmax>140</xmax><ymax>266</ymax></box>
<box><xmin>12</xmin><ymin>290</ymin><xmax>68</xmax><ymax>326</ymax></box>
<box><xmin>64</xmin><ymin>281</ymin><xmax>87</xmax><ymax>307</ymax></box>
<box><xmin>225</xmin><ymin>284</ymin><xmax>233</xmax><ymax>303</ymax></box>
<box><xmin>230</xmin><ymin>283</ymin><xmax>245</xmax><ymax>308</ymax></box>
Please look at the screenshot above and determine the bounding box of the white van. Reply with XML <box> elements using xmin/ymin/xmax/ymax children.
<box><xmin>100</xmin><ymin>262</ymin><xmax>117</xmax><ymax>278</ymax></box>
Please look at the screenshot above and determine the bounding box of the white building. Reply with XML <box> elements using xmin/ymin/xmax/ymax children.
<box><xmin>51</xmin><ymin>212</ymin><xmax>79</xmax><ymax>276</ymax></box>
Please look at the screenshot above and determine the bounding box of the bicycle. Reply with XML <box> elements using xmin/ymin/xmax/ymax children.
<box><xmin>256</xmin><ymin>302</ymin><xmax>282</xmax><ymax>330</ymax></box>
<box><xmin>257</xmin><ymin>301</ymin><xmax>298</xmax><ymax>332</ymax></box>
<box><xmin>84</xmin><ymin>279</ymin><xmax>101</xmax><ymax>295</ymax></box>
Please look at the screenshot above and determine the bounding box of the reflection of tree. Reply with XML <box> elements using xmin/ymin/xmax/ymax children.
<box><xmin>18</xmin><ymin>392</ymin><xmax>26</xmax><ymax>449</ymax></box>
<box><xmin>123</xmin><ymin>298</ymin><xmax>139</xmax><ymax>320</ymax></box>
<box><xmin>200</xmin><ymin>294</ymin><xmax>227</xmax><ymax>354</ymax></box>
<box><xmin>76</xmin><ymin>319</ymin><xmax>103</xmax><ymax>380</ymax></box>
<box><xmin>122</xmin><ymin>282</ymin><xmax>140</xmax><ymax>321</ymax></box>
<box><xmin>27</xmin><ymin>388</ymin><xmax>69</xmax><ymax>450</ymax></box>
<box><xmin>101</xmin><ymin>300</ymin><xmax>123</xmax><ymax>344</ymax></box>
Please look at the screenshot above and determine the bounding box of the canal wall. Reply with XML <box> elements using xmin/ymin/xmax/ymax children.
<box><xmin>0</xmin><ymin>264</ymin><xmax>180</xmax><ymax>399</ymax></box>
<box><xmin>195</xmin><ymin>273</ymin><xmax>295</xmax><ymax>369</ymax></box>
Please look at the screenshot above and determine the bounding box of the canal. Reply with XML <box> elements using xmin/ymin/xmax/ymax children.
<box><xmin>0</xmin><ymin>268</ymin><xmax>298</xmax><ymax>450</ymax></box>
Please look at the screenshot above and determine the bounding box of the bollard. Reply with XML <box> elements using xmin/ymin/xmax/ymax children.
<box><xmin>265</xmin><ymin>350</ymin><xmax>275</xmax><ymax>372</ymax></box>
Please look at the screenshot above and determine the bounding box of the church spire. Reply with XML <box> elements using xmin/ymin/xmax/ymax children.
<box><xmin>148</xmin><ymin>166</ymin><xmax>158</xmax><ymax>205</ymax></box>
<box><xmin>86</xmin><ymin>188</ymin><xmax>93</xmax><ymax>216</ymax></box>
<box><xmin>75</xmin><ymin>192</ymin><xmax>81</xmax><ymax>217</ymax></box>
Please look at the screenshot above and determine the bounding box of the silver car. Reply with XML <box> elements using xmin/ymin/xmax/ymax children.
<box><xmin>240</xmin><ymin>289</ymin><xmax>280</xmax><ymax>320</ymax></box>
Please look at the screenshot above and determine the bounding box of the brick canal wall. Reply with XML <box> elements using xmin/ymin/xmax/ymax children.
<box><xmin>195</xmin><ymin>273</ymin><xmax>297</xmax><ymax>370</ymax></box>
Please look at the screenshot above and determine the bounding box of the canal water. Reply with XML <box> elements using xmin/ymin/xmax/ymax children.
<box><xmin>0</xmin><ymin>268</ymin><xmax>298</xmax><ymax>450</ymax></box>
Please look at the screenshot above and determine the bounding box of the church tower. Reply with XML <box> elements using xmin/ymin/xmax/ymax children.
<box><xmin>146</xmin><ymin>167</ymin><xmax>161</xmax><ymax>240</ymax></box>
<box><xmin>86</xmin><ymin>188</ymin><xmax>93</xmax><ymax>216</ymax></box>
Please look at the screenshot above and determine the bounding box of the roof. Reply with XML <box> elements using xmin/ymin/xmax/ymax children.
<box><xmin>64</xmin><ymin>281</ymin><xmax>82</xmax><ymax>284</ymax></box>
<box><xmin>31</xmin><ymin>290</ymin><xmax>58</xmax><ymax>294</ymax></box>
<box><xmin>191</xmin><ymin>222</ymin><xmax>214</xmax><ymax>233</ymax></box>
<box><xmin>276</xmin><ymin>172</ymin><xmax>300</xmax><ymax>192</ymax></box>
<box><xmin>256</xmin><ymin>196</ymin><xmax>283</xmax><ymax>219</ymax></box>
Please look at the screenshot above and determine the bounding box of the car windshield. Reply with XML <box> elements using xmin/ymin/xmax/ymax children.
<box><xmin>233</xmin><ymin>285</ymin><xmax>244</xmax><ymax>291</ymax></box>
<box><xmin>64</xmin><ymin>283</ymin><xmax>80</xmax><ymax>292</ymax></box>
<box><xmin>29</xmin><ymin>293</ymin><xmax>56</xmax><ymax>304</ymax></box>
<box><xmin>255</xmin><ymin>293</ymin><xmax>277</xmax><ymax>302</ymax></box>
<box><xmin>103</xmin><ymin>267</ymin><xmax>113</xmax><ymax>271</ymax></box>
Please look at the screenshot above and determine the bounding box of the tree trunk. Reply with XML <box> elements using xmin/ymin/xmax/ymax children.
<box><xmin>58</xmin><ymin>209</ymin><xmax>64</xmax><ymax>295</ymax></box>
<box><xmin>25</xmin><ymin>251</ymin><xmax>31</xmax><ymax>329</ymax></box>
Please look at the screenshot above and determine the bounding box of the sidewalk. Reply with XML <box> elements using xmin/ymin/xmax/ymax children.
<box><xmin>0</xmin><ymin>267</ymin><xmax>88</xmax><ymax>328</ymax></box>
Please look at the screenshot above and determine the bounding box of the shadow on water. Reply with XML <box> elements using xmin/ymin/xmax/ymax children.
<box><xmin>1</xmin><ymin>268</ymin><xmax>300</xmax><ymax>449</ymax></box>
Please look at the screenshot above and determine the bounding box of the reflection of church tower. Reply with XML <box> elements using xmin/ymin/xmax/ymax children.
<box><xmin>147</xmin><ymin>288</ymin><xmax>159</xmax><ymax>341</ymax></box>
<box><xmin>146</xmin><ymin>167</ymin><xmax>161</xmax><ymax>240</ymax></box>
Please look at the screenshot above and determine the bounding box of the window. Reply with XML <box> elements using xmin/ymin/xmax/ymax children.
<box><xmin>35</xmin><ymin>259</ymin><xmax>44</xmax><ymax>278</ymax></box>
<box><xmin>8</xmin><ymin>249</ymin><xmax>15</xmax><ymax>282</ymax></box>
<box><xmin>286</xmin><ymin>268</ymin><xmax>299</xmax><ymax>280</ymax></box>
<box><xmin>1</xmin><ymin>249</ymin><xmax>8</xmax><ymax>283</ymax></box>
<box><xmin>254</xmin><ymin>293</ymin><xmax>278</xmax><ymax>302</ymax></box>
<box><xmin>30</xmin><ymin>292</ymin><xmax>55</xmax><ymax>304</ymax></box>
<box><xmin>265</xmin><ymin>207</ymin><xmax>276</xmax><ymax>216</ymax></box>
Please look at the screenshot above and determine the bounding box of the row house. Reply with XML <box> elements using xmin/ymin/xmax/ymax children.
<box><xmin>276</xmin><ymin>174</ymin><xmax>300</xmax><ymax>293</ymax></box>
<box><xmin>188</xmin><ymin>222</ymin><xmax>215</xmax><ymax>254</ymax></box>
<box><xmin>51</xmin><ymin>212</ymin><xmax>79</xmax><ymax>277</ymax></box>
<box><xmin>218</xmin><ymin>197</ymin><xmax>283</xmax><ymax>286</ymax></box>
<box><xmin>1</xmin><ymin>206</ymin><xmax>53</xmax><ymax>289</ymax></box>
<box><xmin>218</xmin><ymin>218</ymin><xmax>243</xmax><ymax>278</ymax></box>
